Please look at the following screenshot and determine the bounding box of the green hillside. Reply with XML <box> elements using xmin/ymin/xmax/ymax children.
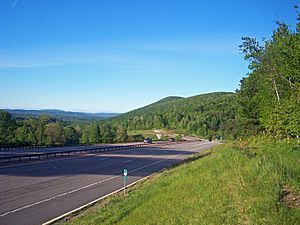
<box><xmin>110</xmin><ymin>92</ymin><xmax>238</xmax><ymax>139</ymax></box>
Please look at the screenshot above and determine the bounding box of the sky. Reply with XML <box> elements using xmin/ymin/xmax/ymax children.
<box><xmin>0</xmin><ymin>0</ymin><xmax>298</xmax><ymax>113</ymax></box>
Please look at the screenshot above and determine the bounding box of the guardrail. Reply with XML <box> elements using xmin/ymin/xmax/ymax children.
<box><xmin>0</xmin><ymin>139</ymin><xmax>183</xmax><ymax>151</ymax></box>
<box><xmin>0</xmin><ymin>143</ymin><xmax>88</xmax><ymax>151</ymax></box>
<box><xmin>0</xmin><ymin>140</ymin><xmax>185</xmax><ymax>164</ymax></box>
<box><xmin>0</xmin><ymin>144</ymin><xmax>148</xmax><ymax>164</ymax></box>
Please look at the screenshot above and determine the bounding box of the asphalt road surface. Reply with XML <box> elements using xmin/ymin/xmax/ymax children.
<box><xmin>0</xmin><ymin>141</ymin><xmax>218</xmax><ymax>225</ymax></box>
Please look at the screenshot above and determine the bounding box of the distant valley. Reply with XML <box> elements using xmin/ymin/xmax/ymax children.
<box><xmin>3</xmin><ymin>109</ymin><xmax>120</xmax><ymax>120</ymax></box>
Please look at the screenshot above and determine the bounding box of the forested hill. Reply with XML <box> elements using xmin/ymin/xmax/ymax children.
<box><xmin>4</xmin><ymin>109</ymin><xmax>119</xmax><ymax>121</ymax></box>
<box><xmin>110</xmin><ymin>92</ymin><xmax>239</xmax><ymax>138</ymax></box>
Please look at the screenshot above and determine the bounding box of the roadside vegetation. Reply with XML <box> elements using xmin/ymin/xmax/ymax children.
<box><xmin>64</xmin><ymin>139</ymin><xmax>300</xmax><ymax>225</ymax></box>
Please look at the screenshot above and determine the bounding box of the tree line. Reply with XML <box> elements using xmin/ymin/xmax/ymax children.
<box><xmin>238</xmin><ymin>10</ymin><xmax>300</xmax><ymax>138</ymax></box>
<box><xmin>0</xmin><ymin>111</ymin><xmax>139</xmax><ymax>147</ymax></box>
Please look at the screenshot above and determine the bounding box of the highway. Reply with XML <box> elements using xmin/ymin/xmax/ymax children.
<box><xmin>0</xmin><ymin>141</ymin><xmax>217</xmax><ymax>225</ymax></box>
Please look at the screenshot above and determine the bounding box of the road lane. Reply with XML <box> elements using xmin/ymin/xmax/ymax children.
<box><xmin>0</xmin><ymin>141</ymin><xmax>218</xmax><ymax>225</ymax></box>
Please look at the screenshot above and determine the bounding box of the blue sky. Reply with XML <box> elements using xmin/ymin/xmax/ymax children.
<box><xmin>0</xmin><ymin>0</ymin><xmax>298</xmax><ymax>113</ymax></box>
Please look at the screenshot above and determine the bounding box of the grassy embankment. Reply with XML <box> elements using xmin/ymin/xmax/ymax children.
<box><xmin>65</xmin><ymin>138</ymin><xmax>300</xmax><ymax>225</ymax></box>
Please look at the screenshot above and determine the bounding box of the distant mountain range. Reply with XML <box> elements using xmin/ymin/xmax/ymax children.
<box><xmin>3</xmin><ymin>109</ymin><xmax>120</xmax><ymax>120</ymax></box>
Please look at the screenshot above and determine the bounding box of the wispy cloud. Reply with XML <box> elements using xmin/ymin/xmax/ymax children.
<box><xmin>0</xmin><ymin>0</ymin><xmax>19</xmax><ymax>25</ymax></box>
<box><xmin>9</xmin><ymin>0</ymin><xmax>18</xmax><ymax>12</ymax></box>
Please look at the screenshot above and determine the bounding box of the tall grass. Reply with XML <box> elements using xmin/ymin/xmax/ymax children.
<box><xmin>67</xmin><ymin>139</ymin><xmax>300</xmax><ymax>225</ymax></box>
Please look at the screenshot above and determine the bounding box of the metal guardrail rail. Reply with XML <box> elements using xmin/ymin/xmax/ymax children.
<box><xmin>0</xmin><ymin>144</ymin><xmax>88</xmax><ymax>151</ymax></box>
<box><xmin>0</xmin><ymin>144</ymin><xmax>148</xmax><ymax>164</ymax></box>
<box><xmin>0</xmin><ymin>140</ymin><xmax>185</xmax><ymax>164</ymax></box>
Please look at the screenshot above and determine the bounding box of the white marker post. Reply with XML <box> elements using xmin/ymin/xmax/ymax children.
<box><xmin>123</xmin><ymin>169</ymin><xmax>128</xmax><ymax>195</ymax></box>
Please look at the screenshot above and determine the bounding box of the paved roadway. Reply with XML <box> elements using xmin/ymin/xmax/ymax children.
<box><xmin>0</xmin><ymin>141</ymin><xmax>218</xmax><ymax>225</ymax></box>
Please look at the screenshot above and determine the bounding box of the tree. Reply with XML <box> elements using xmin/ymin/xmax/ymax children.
<box><xmin>45</xmin><ymin>122</ymin><xmax>65</xmax><ymax>145</ymax></box>
<box><xmin>26</xmin><ymin>115</ymin><xmax>50</xmax><ymax>145</ymax></box>
<box><xmin>80</xmin><ymin>132</ymin><xmax>90</xmax><ymax>144</ymax></box>
<box><xmin>64</xmin><ymin>127</ymin><xmax>80</xmax><ymax>145</ymax></box>
<box><xmin>15</xmin><ymin>125</ymin><xmax>31</xmax><ymax>145</ymax></box>
<box><xmin>239</xmin><ymin>12</ymin><xmax>300</xmax><ymax>138</ymax></box>
<box><xmin>116</xmin><ymin>125</ymin><xmax>128</xmax><ymax>142</ymax></box>
<box><xmin>0</xmin><ymin>111</ymin><xmax>17</xmax><ymax>145</ymax></box>
<box><xmin>89</xmin><ymin>123</ymin><xmax>101</xmax><ymax>143</ymax></box>
<box><xmin>101</xmin><ymin>124</ymin><xmax>115</xmax><ymax>143</ymax></box>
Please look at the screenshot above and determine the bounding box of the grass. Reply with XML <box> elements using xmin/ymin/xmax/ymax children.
<box><xmin>64</xmin><ymin>138</ymin><xmax>300</xmax><ymax>225</ymax></box>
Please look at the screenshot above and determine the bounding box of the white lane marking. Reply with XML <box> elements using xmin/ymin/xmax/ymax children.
<box><xmin>42</xmin><ymin>174</ymin><xmax>154</xmax><ymax>225</ymax></box>
<box><xmin>0</xmin><ymin>175</ymin><xmax>118</xmax><ymax>218</ymax></box>
<box><xmin>0</xmin><ymin>143</ymin><xmax>216</xmax><ymax>218</ymax></box>
<box><xmin>123</xmin><ymin>159</ymin><xmax>133</xmax><ymax>163</ymax></box>
<box><xmin>99</xmin><ymin>157</ymin><xmax>109</xmax><ymax>161</ymax></box>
